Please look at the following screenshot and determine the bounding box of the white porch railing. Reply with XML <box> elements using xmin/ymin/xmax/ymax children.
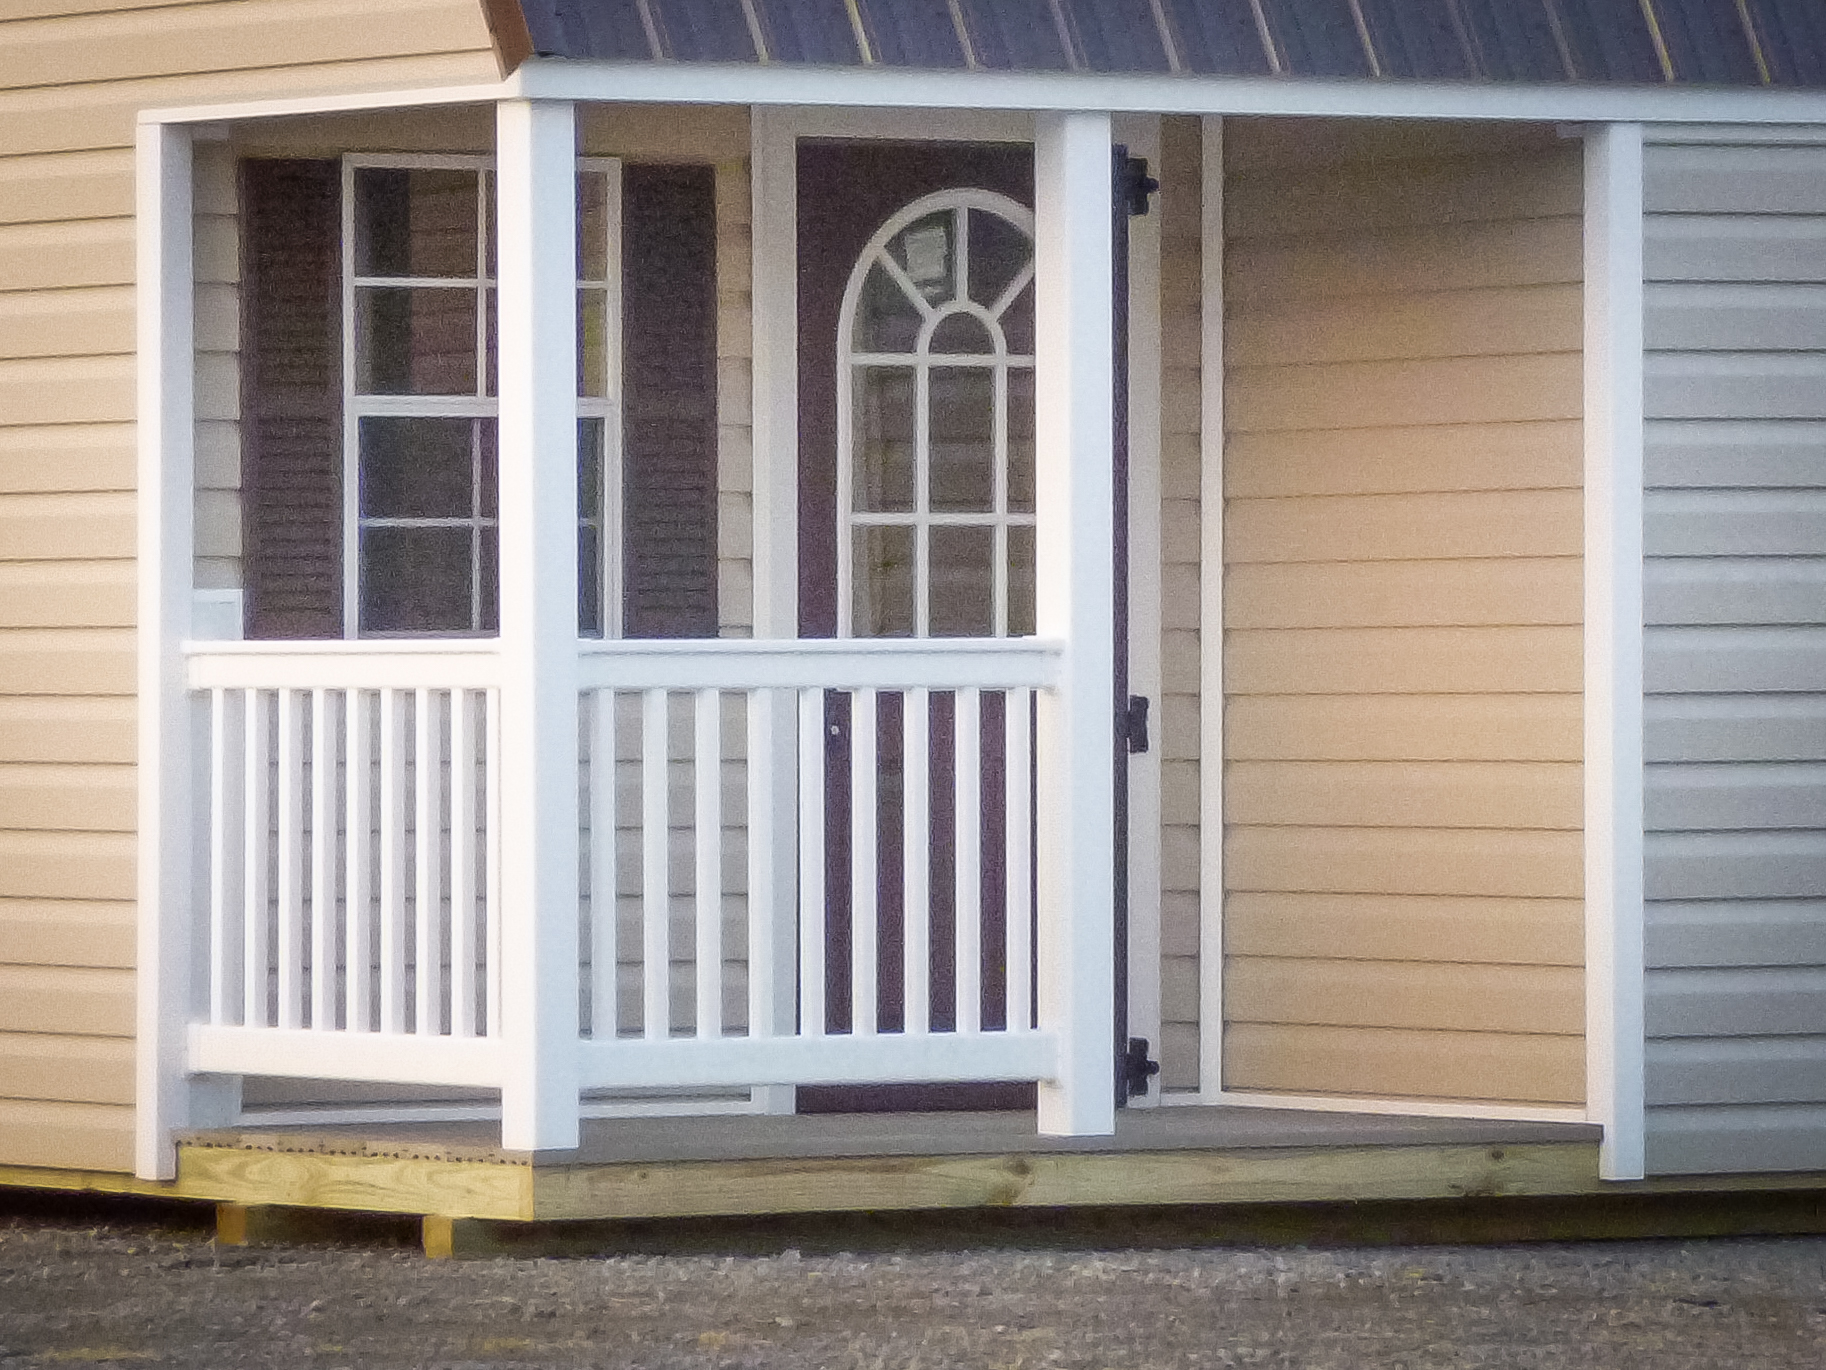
<box><xmin>184</xmin><ymin>638</ymin><xmax>1062</xmax><ymax>1107</ymax></box>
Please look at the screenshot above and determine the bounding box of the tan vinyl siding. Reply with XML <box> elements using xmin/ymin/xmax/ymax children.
<box><xmin>1641</xmin><ymin>137</ymin><xmax>1826</xmax><ymax>1176</ymax></box>
<box><xmin>1221</xmin><ymin>119</ymin><xmax>1585</xmax><ymax>1109</ymax></box>
<box><xmin>0</xmin><ymin>0</ymin><xmax>498</xmax><ymax>1172</ymax></box>
<box><xmin>1155</xmin><ymin>116</ymin><xmax>1201</xmax><ymax>1089</ymax></box>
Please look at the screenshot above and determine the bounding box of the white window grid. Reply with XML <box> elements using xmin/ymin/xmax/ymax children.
<box><xmin>835</xmin><ymin>188</ymin><xmax>1037</xmax><ymax>639</ymax></box>
<box><xmin>339</xmin><ymin>153</ymin><xmax>623</xmax><ymax>639</ymax></box>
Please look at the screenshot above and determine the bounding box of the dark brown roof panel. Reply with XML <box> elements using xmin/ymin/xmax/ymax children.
<box><xmin>513</xmin><ymin>0</ymin><xmax>1826</xmax><ymax>85</ymax></box>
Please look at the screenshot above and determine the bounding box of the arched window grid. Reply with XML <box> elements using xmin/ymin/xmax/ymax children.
<box><xmin>836</xmin><ymin>190</ymin><xmax>1037</xmax><ymax>639</ymax></box>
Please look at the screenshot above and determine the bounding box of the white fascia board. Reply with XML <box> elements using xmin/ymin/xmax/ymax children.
<box><xmin>137</xmin><ymin>62</ymin><xmax>1826</xmax><ymax>130</ymax></box>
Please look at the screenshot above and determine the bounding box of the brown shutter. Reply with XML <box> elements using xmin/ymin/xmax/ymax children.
<box><xmin>621</xmin><ymin>164</ymin><xmax>719</xmax><ymax>639</ymax></box>
<box><xmin>240</xmin><ymin>158</ymin><xmax>343</xmax><ymax>639</ymax></box>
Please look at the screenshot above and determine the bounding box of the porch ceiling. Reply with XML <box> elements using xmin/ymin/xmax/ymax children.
<box><xmin>509</xmin><ymin>0</ymin><xmax>1826</xmax><ymax>88</ymax></box>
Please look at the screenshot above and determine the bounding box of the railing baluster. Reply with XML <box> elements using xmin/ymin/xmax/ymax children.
<box><xmin>276</xmin><ymin>687</ymin><xmax>305</xmax><ymax>1030</ymax></box>
<box><xmin>746</xmin><ymin>690</ymin><xmax>776</xmax><ymax>1041</ymax></box>
<box><xmin>380</xmin><ymin>686</ymin><xmax>407</xmax><ymax>1034</ymax></box>
<box><xmin>1004</xmin><ymin>688</ymin><xmax>1033</xmax><ymax>1032</ymax></box>
<box><xmin>310</xmin><ymin>688</ymin><xmax>334</xmax><ymax>1031</ymax></box>
<box><xmin>484</xmin><ymin>687</ymin><xmax>502</xmax><ymax>1037</ymax></box>
<box><xmin>954</xmin><ymin>687</ymin><xmax>982</xmax><ymax>1035</ymax></box>
<box><xmin>641</xmin><ymin>688</ymin><xmax>670</xmax><ymax>1041</ymax></box>
<box><xmin>850</xmin><ymin>688</ymin><xmax>878</xmax><ymax>1037</ymax></box>
<box><xmin>243</xmin><ymin>689</ymin><xmax>269</xmax><ymax>1028</ymax></box>
<box><xmin>798</xmin><ymin>687</ymin><xmax>826</xmax><ymax>1038</ymax></box>
<box><xmin>208</xmin><ymin>688</ymin><xmax>234</xmax><ymax>1026</ymax></box>
<box><xmin>694</xmin><ymin>689</ymin><xmax>723</xmax><ymax>1040</ymax></box>
<box><xmin>902</xmin><ymin>687</ymin><xmax>930</xmax><ymax>1035</ymax></box>
<box><xmin>346</xmin><ymin>689</ymin><xmax>373</xmax><ymax>1033</ymax></box>
<box><xmin>591</xmin><ymin>688</ymin><xmax>617</xmax><ymax>1040</ymax></box>
<box><xmin>415</xmin><ymin>688</ymin><xmax>442</xmax><ymax>1036</ymax></box>
<box><xmin>450</xmin><ymin>689</ymin><xmax>477</xmax><ymax>1038</ymax></box>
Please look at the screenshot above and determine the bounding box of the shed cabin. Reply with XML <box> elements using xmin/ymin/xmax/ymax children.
<box><xmin>3</xmin><ymin>0</ymin><xmax>1826</xmax><ymax>1233</ymax></box>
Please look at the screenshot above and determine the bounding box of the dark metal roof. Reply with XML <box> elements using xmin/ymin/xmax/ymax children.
<box><xmin>514</xmin><ymin>0</ymin><xmax>1826</xmax><ymax>85</ymax></box>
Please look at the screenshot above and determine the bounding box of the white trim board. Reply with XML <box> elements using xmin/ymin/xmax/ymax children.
<box><xmin>140</xmin><ymin>66</ymin><xmax>1826</xmax><ymax>131</ymax></box>
<box><xmin>1195</xmin><ymin>114</ymin><xmax>1224</xmax><ymax>1107</ymax></box>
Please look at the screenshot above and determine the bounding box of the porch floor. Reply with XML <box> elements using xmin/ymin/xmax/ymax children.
<box><xmin>168</xmin><ymin>1106</ymin><xmax>1613</xmax><ymax>1224</ymax></box>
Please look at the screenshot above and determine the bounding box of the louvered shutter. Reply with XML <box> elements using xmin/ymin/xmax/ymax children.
<box><xmin>240</xmin><ymin>158</ymin><xmax>342</xmax><ymax>639</ymax></box>
<box><xmin>621</xmin><ymin>164</ymin><xmax>719</xmax><ymax>639</ymax></box>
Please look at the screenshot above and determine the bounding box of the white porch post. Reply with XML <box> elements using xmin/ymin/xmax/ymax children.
<box><xmin>1033</xmin><ymin>111</ymin><xmax>1118</xmax><ymax>1136</ymax></box>
<box><xmin>495</xmin><ymin>98</ymin><xmax>582</xmax><ymax>1152</ymax></box>
<box><xmin>1583</xmin><ymin>121</ymin><xmax>1647</xmax><ymax>1181</ymax></box>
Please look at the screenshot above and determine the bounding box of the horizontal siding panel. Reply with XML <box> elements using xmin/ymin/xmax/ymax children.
<box><xmin>1228</xmin><ymin>353</ymin><xmax>1579</xmax><ymax>433</ymax></box>
<box><xmin>0</xmin><ymin>354</ymin><xmax>133</xmax><ymax>425</ymax></box>
<box><xmin>1646</xmin><ymin>1037</ymin><xmax>1826</xmax><ymax>1106</ymax></box>
<box><xmin>0</xmin><ymin>148</ymin><xmax>132</xmax><ymax>225</ymax></box>
<box><xmin>1226</xmin><ymin>217</ymin><xmax>1581</xmax><ymax>306</ymax></box>
<box><xmin>1647</xmin><ymin>761</ymin><xmax>1826</xmax><ymax>831</ymax></box>
<box><xmin>0</xmin><ymin>763</ymin><xmax>134</xmax><ymax>833</ymax></box>
<box><xmin>1647</xmin><ymin>830</ymin><xmax>1826</xmax><ymax>901</ymax></box>
<box><xmin>0</xmin><ymin>424</ymin><xmax>133</xmax><ymax>493</ymax></box>
<box><xmin>1226</xmin><ymin>557</ymin><xmax>1580</xmax><ymax>629</ymax></box>
<box><xmin>1644</xmin><ymin>420</ymin><xmax>1826</xmax><ymax>489</ymax></box>
<box><xmin>1647</xmin><ymin>899</ymin><xmax>1826</xmax><ymax>969</ymax></box>
<box><xmin>1227</xmin><ymin>157</ymin><xmax>1580</xmax><ymax>239</ymax></box>
<box><xmin>0</xmin><ymin>560</ymin><xmax>135</xmax><ymax>629</ymax></box>
<box><xmin>1646</xmin><ymin>557</ymin><xmax>1826</xmax><ymax>626</ymax></box>
<box><xmin>1645</xmin><ymin>625</ymin><xmax>1826</xmax><ymax>693</ymax></box>
<box><xmin>1644</xmin><ymin>489</ymin><xmax>1826</xmax><ymax>558</ymax></box>
<box><xmin>1225</xmin><ymin>421</ymin><xmax>1580</xmax><ymax>498</ymax></box>
<box><xmin>1228</xmin><ymin>626</ymin><xmax>1582</xmax><ymax>696</ymax></box>
<box><xmin>0</xmin><ymin>490</ymin><xmax>135</xmax><ymax>559</ymax></box>
<box><xmin>1646</xmin><ymin>694</ymin><xmax>1826</xmax><ymax>763</ymax></box>
<box><xmin>1645</xmin><ymin>1104</ymin><xmax>1826</xmax><ymax>1175</ymax></box>
<box><xmin>1225</xmin><ymin>892</ymin><xmax>1583</xmax><ymax>965</ymax></box>
<box><xmin>1226</xmin><ymin>825</ymin><xmax>1583</xmax><ymax>899</ymax></box>
<box><xmin>0</xmin><ymin>627</ymin><xmax>133</xmax><ymax>695</ymax></box>
<box><xmin>0</xmin><ymin>0</ymin><xmax>492</xmax><ymax>90</ymax></box>
<box><xmin>0</xmin><ymin>285</ymin><xmax>131</xmax><ymax>358</ymax></box>
<box><xmin>1227</xmin><ymin>760</ymin><xmax>1580</xmax><ymax>831</ymax></box>
<box><xmin>1645</xmin><ymin>215</ymin><xmax>1826</xmax><ymax>284</ymax></box>
<box><xmin>1225</xmin><ymin>1022</ymin><xmax>1583</xmax><ymax>1105</ymax></box>
<box><xmin>0</xmin><ymin>964</ymin><xmax>132</xmax><ymax>1036</ymax></box>
<box><xmin>1646</xmin><ymin>966</ymin><xmax>1826</xmax><ymax>1038</ymax></box>
<box><xmin>1645</xmin><ymin>146</ymin><xmax>1826</xmax><ymax>215</ymax></box>
<box><xmin>0</xmin><ymin>1032</ymin><xmax>131</xmax><ymax>1105</ymax></box>
<box><xmin>1647</xmin><ymin>353</ymin><xmax>1826</xmax><ymax>421</ymax></box>
<box><xmin>1225</xmin><ymin>957</ymin><xmax>1583</xmax><ymax>1035</ymax></box>
<box><xmin>0</xmin><ymin>898</ymin><xmax>134</xmax><ymax>968</ymax></box>
<box><xmin>1227</xmin><ymin>285</ymin><xmax>1581</xmax><ymax>366</ymax></box>
<box><xmin>0</xmin><ymin>696</ymin><xmax>134</xmax><ymax>764</ymax></box>
<box><xmin>1645</xmin><ymin>282</ymin><xmax>1826</xmax><ymax>351</ymax></box>
<box><xmin>0</xmin><ymin>217</ymin><xmax>132</xmax><ymax>291</ymax></box>
<box><xmin>1227</xmin><ymin>490</ymin><xmax>1582</xmax><ymax>563</ymax></box>
<box><xmin>0</xmin><ymin>1098</ymin><xmax>131</xmax><ymax>1172</ymax></box>
<box><xmin>1224</xmin><ymin>121</ymin><xmax>1561</xmax><ymax>175</ymax></box>
<box><xmin>1227</xmin><ymin>693</ymin><xmax>1582</xmax><ymax>763</ymax></box>
<box><xmin>0</xmin><ymin>830</ymin><xmax>133</xmax><ymax>901</ymax></box>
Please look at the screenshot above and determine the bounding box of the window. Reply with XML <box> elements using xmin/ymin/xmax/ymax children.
<box><xmin>838</xmin><ymin>190</ymin><xmax>1037</xmax><ymax>639</ymax></box>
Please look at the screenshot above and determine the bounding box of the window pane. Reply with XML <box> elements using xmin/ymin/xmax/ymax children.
<box><xmin>852</xmin><ymin>367</ymin><xmax>915</xmax><ymax>512</ymax></box>
<box><xmin>929</xmin><ymin>525</ymin><xmax>993</xmax><ymax>637</ymax></box>
<box><xmin>479</xmin><ymin>528</ymin><xmax>498</xmax><ymax>633</ymax></box>
<box><xmin>579</xmin><ymin>523</ymin><xmax>602</xmax><ymax>636</ymax></box>
<box><xmin>929</xmin><ymin>311</ymin><xmax>996</xmax><ymax>355</ymax></box>
<box><xmin>853</xmin><ymin>525</ymin><xmax>914</xmax><ymax>637</ymax></box>
<box><xmin>1008</xmin><ymin>524</ymin><xmax>1035</xmax><ymax>637</ymax></box>
<box><xmin>968</xmin><ymin>208</ymin><xmax>1032</xmax><ymax>312</ymax></box>
<box><xmin>889</xmin><ymin>211</ymin><xmax>954</xmax><ymax>305</ymax></box>
<box><xmin>354</xmin><ymin>168</ymin><xmax>479</xmax><ymax>279</ymax></box>
<box><xmin>578</xmin><ymin>417</ymin><xmax>605</xmax><ymax>520</ymax></box>
<box><xmin>1001</xmin><ymin>279</ymin><xmax>1035</xmax><ymax>357</ymax></box>
<box><xmin>360</xmin><ymin>416</ymin><xmax>475</xmax><ymax>519</ymax></box>
<box><xmin>479</xmin><ymin>418</ymin><xmax>498</xmax><ymax>518</ymax></box>
<box><xmin>579</xmin><ymin>288</ymin><xmax>610</xmax><ymax>398</ymax></box>
<box><xmin>361</xmin><ymin>527</ymin><xmax>474</xmax><ymax>633</ymax></box>
<box><xmin>355</xmin><ymin>286</ymin><xmax>478</xmax><ymax>395</ymax></box>
<box><xmin>855</xmin><ymin>262</ymin><xmax>923</xmax><ymax>354</ymax></box>
<box><xmin>1007</xmin><ymin>367</ymin><xmax>1035</xmax><ymax>514</ymax></box>
<box><xmin>929</xmin><ymin>368</ymin><xmax>994</xmax><ymax>513</ymax></box>
<box><xmin>578</xmin><ymin>171</ymin><xmax>611</xmax><ymax>281</ymax></box>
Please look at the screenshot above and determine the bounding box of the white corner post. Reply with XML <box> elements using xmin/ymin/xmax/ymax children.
<box><xmin>1583</xmin><ymin>121</ymin><xmax>1647</xmax><ymax>1181</ymax></box>
<box><xmin>1033</xmin><ymin>110</ymin><xmax>1117</xmax><ymax>1136</ymax></box>
<box><xmin>1196</xmin><ymin>114</ymin><xmax>1225</xmax><ymax>1104</ymax></box>
<box><xmin>135</xmin><ymin>118</ymin><xmax>202</xmax><ymax>1179</ymax></box>
<box><xmin>495</xmin><ymin>97</ymin><xmax>582</xmax><ymax>1152</ymax></box>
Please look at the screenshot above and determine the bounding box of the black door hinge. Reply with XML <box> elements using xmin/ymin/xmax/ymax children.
<box><xmin>1124</xmin><ymin>1036</ymin><xmax>1161</xmax><ymax>1098</ymax></box>
<box><xmin>1121</xmin><ymin>694</ymin><xmax>1150</xmax><ymax>754</ymax></box>
<box><xmin>1123</xmin><ymin>156</ymin><xmax>1159</xmax><ymax>218</ymax></box>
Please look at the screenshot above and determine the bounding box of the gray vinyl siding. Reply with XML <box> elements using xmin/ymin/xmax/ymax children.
<box><xmin>1641</xmin><ymin>138</ymin><xmax>1826</xmax><ymax>1177</ymax></box>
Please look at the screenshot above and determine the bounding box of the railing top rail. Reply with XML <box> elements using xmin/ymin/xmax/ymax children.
<box><xmin>577</xmin><ymin>636</ymin><xmax>1065</xmax><ymax>691</ymax></box>
<box><xmin>186</xmin><ymin>642</ymin><xmax>502</xmax><ymax>691</ymax></box>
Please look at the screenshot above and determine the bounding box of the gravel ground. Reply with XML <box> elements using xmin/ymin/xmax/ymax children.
<box><xmin>0</xmin><ymin>1202</ymin><xmax>1823</xmax><ymax>1369</ymax></box>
